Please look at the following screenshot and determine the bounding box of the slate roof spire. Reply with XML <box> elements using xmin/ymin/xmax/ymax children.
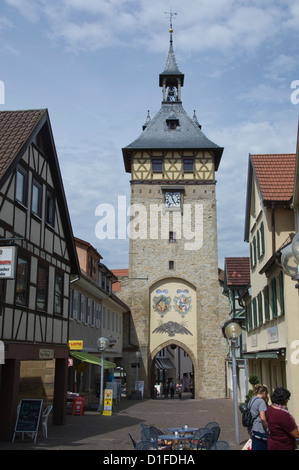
<box><xmin>159</xmin><ymin>19</ymin><xmax>184</xmax><ymax>101</ymax></box>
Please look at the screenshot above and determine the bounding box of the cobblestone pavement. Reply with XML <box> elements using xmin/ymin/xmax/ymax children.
<box><xmin>0</xmin><ymin>393</ymin><xmax>250</xmax><ymax>452</ymax></box>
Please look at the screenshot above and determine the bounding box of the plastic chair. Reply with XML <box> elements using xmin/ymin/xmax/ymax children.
<box><xmin>205</xmin><ymin>421</ymin><xmax>221</xmax><ymax>443</ymax></box>
<box><xmin>42</xmin><ymin>405</ymin><xmax>53</xmax><ymax>438</ymax></box>
<box><xmin>210</xmin><ymin>440</ymin><xmax>230</xmax><ymax>450</ymax></box>
<box><xmin>128</xmin><ymin>433</ymin><xmax>137</xmax><ymax>449</ymax></box>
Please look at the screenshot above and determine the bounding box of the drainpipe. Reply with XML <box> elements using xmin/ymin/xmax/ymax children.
<box><xmin>272</xmin><ymin>203</ymin><xmax>275</xmax><ymax>255</ymax></box>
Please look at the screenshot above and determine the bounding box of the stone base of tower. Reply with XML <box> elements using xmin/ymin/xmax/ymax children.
<box><xmin>114</xmin><ymin>270</ymin><xmax>228</xmax><ymax>400</ymax></box>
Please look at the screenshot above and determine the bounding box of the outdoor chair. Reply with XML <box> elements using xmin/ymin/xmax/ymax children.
<box><xmin>128</xmin><ymin>433</ymin><xmax>137</xmax><ymax>449</ymax></box>
<box><xmin>204</xmin><ymin>421</ymin><xmax>221</xmax><ymax>443</ymax></box>
<box><xmin>136</xmin><ymin>440</ymin><xmax>159</xmax><ymax>450</ymax></box>
<box><xmin>42</xmin><ymin>405</ymin><xmax>53</xmax><ymax>439</ymax></box>
<box><xmin>140</xmin><ymin>424</ymin><xmax>171</xmax><ymax>450</ymax></box>
<box><xmin>188</xmin><ymin>428</ymin><xmax>214</xmax><ymax>450</ymax></box>
<box><xmin>210</xmin><ymin>440</ymin><xmax>230</xmax><ymax>450</ymax></box>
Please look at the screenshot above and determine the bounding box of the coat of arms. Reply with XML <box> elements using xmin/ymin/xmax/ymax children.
<box><xmin>153</xmin><ymin>289</ymin><xmax>171</xmax><ymax>317</ymax></box>
<box><xmin>173</xmin><ymin>289</ymin><xmax>192</xmax><ymax>317</ymax></box>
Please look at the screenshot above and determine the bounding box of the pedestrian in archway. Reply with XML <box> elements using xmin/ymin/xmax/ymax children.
<box><xmin>164</xmin><ymin>379</ymin><xmax>169</xmax><ymax>398</ymax></box>
<box><xmin>176</xmin><ymin>379</ymin><xmax>183</xmax><ymax>400</ymax></box>
<box><xmin>170</xmin><ymin>379</ymin><xmax>175</xmax><ymax>398</ymax></box>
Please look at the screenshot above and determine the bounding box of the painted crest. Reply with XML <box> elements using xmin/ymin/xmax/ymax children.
<box><xmin>153</xmin><ymin>289</ymin><xmax>171</xmax><ymax>317</ymax></box>
<box><xmin>174</xmin><ymin>289</ymin><xmax>192</xmax><ymax>317</ymax></box>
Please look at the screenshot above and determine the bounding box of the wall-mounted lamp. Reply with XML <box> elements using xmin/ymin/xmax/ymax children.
<box><xmin>281</xmin><ymin>233</ymin><xmax>299</xmax><ymax>288</ymax></box>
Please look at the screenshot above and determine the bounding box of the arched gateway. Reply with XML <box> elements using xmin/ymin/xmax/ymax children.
<box><xmin>116</xmin><ymin>25</ymin><xmax>228</xmax><ymax>399</ymax></box>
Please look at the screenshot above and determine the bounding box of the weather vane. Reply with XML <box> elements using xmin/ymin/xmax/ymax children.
<box><xmin>164</xmin><ymin>9</ymin><xmax>177</xmax><ymax>32</ymax></box>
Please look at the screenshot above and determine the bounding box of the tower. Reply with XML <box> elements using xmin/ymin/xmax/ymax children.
<box><xmin>120</xmin><ymin>25</ymin><xmax>227</xmax><ymax>399</ymax></box>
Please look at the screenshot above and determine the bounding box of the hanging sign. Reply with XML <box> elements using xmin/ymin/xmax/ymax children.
<box><xmin>102</xmin><ymin>389</ymin><xmax>113</xmax><ymax>416</ymax></box>
<box><xmin>0</xmin><ymin>246</ymin><xmax>17</xmax><ymax>279</ymax></box>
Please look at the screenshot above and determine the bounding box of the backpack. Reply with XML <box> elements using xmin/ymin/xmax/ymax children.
<box><xmin>240</xmin><ymin>397</ymin><xmax>259</xmax><ymax>427</ymax></box>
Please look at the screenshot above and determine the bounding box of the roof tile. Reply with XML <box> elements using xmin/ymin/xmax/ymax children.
<box><xmin>225</xmin><ymin>257</ymin><xmax>250</xmax><ymax>286</ymax></box>
<box><xmin>251</xmin><ymin>154</ymin><xmax>296</xmax><ymax>203</ymax></box>
<box><xmin>0</xmin><ymin>109</ymin><xmax>46</xmax><ymax>180</ymax></box>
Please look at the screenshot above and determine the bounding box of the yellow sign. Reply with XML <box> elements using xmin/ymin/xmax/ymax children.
<box><xmin>69</xmin><ymin>340</ymin><xmax>83</xmax><ymax>350</ymax></box>
<box><xmin>102</xmin><ymin>389</ymin><xmax>113</xmax><ymax>416</ymax></box>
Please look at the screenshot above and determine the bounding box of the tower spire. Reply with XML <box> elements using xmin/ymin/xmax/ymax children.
<box><xmin>160</xmin><ymin>11</ymin><xmax>184</xmax><ymax>102</ymax></box>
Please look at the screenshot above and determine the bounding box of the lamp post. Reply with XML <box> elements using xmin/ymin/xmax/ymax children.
<box><xmin>97</xmin><ymin>337</ymin><xmax>110</xmax><ymax>413</ymax></box>
<box><xmin>223</xmin><ymin>320</ymin><xmax>242</xmax><ymax>446</ymax></box>
<box><xmin>281</xmin><ymin>233</ymin><xmax>299</xmax><ymax>288</ymax></box>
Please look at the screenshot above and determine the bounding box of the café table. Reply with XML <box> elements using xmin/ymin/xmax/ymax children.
<box><xmin>168</xmin><ymin>427</ymin><xmax>198</xmax><ymax>434</ymax></box>
<box><xmin>159</xmin><ymin>433</ymin><xmax>194</xmax><ymax>450</ymax></box>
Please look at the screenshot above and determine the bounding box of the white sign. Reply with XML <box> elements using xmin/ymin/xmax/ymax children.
<box><xmin>0</xmin><ymin>246</ymin><xmax>17</xmax><ymax>279</ymax></box>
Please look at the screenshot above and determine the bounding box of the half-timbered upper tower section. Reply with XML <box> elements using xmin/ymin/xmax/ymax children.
<box><xmin>122</xmin><ymin>27</ymin><xmax>224</xmax><ymax>186</ymax></box>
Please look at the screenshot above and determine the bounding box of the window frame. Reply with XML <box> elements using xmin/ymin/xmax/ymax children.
<box><xmin>152</xmin><ymin>158</ymin><xmax>163</xmax><ymax>172</ymax></box>
<box><xmin>54</xmin><ymin>271</ymin><xmax>63</xmax><ymax>315</ymax></box>
<box><xmin>46</xmin><ymin>188</ymin><xmax>55</xmax><ymax>227</ymax></box>
<box><xmin>15</xmin><ymin>255</ymin><xmax>30</xmax><ymax>306</ymax></box>
<box><xmin>36</xmin><ymin>263</ymin><xmax>48</xmax><ymax>312</ymax></box>
<box><xmin>183</xmin><ymin>158</ymin><xmax>194</xmax><ymax>173</ymax></box>
<box><xmin>15</xmin><ymin>165</ymin><xmax>28</xmax><ymax>207</ymax></box>
<box><xmin>31</xmin><ymin>178</ymin><xmax>42</xmax><ymax>218</ymax></box>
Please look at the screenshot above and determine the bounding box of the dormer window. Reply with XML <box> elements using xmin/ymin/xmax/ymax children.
<box><xmin>166</xmin><ymin>113</ymin><xmax>179</xmax><ymax>130</ymax></box>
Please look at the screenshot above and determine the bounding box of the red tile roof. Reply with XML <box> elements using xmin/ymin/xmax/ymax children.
<box><xmin>225</xmin><ymin>257</ymin><xmax>250</xmax><ymax>286</ymax></box>
<box><xmin>0</xmin><ymin>109</ymin><xmax>46</xmax><ymax>180</ymax></box>
<box><xmin>251</xmin><ymin>154</ymin><xmax>296</xmax><ymax>203</ymax></box>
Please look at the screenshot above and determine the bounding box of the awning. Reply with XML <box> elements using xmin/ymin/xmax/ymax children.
<box><xmin>70</xmin><ymin>351</ymin><xmax>116</xmax><ymax>369</ymax></box>
<box><xmin>243</xmin><ymin>350</ymin><xmax>282</xmax><ymax>360</ymax></box>
<box><xmin>155</xmin><ymin>358</ymin><xmax>175</xmax><ymax>370</ymax></box>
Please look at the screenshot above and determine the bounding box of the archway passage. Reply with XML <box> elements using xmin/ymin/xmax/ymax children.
<box><xmin>150</xmin><ymin>343</ymin><xmax>195</xmax><ymax>400</ymax></box>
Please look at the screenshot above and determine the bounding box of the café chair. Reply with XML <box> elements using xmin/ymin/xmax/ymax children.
<box><xmin>128</xmin><ymin>433</ymin><xmax>137</xmax><ymax>449</ymax></box>
<box><xmin>42</xmin><ymin>405</ymin><xmax>53</xmax><ymax>439</ymax></box>
<box><xmin>136</xmin><ymin>440</ymin><xmax>159</xmax><ymax>450</ymax></box>
<box><xmin>204</xmin><ymin>421</ymin><xmax>221</xmax><ymax>443</ymax></box>
<box><xmin>210</xmin><ymin>440</ymin><xmax>230</xmax><ymax>450</ymax></box>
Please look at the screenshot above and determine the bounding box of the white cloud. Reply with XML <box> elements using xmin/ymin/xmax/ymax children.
<box><xmin>4</xmin><ymin>0</ymin><xmax>296</xmax><ymax>56</ymax></box>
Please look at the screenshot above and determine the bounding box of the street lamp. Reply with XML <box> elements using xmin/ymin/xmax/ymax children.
<box><xmin>222</xmin><ymin>320</ymin><xmax>242</xmax><ymax>446</ymax></box>
<box><xmin>97</xmin><ymin>337</ymin><xmax>110</xmax><ymax>413</ymax></box>
<box><xmin>281</xmin><ymin>234</ymin><xmax>299</xmax><ymax>288</ymax></box>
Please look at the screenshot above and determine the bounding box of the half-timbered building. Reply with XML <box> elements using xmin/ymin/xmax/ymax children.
<box><xmin>0</xmin><ymin>109</ymin><xmax>79</xmax><ymax>440</ymax></box>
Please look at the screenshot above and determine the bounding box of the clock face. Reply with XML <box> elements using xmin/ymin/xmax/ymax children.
<box><xmin>165</xmin><ymin>191</ymin><xmax>181</xmax><ymax>208</ymax></box>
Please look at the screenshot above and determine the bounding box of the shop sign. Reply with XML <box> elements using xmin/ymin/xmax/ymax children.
<box><xmin>0</xmin><ymin>246</ymin><xmax>17</xmax><ymax>279</ymax></box>
<box><xmin>69</xmin><ymin>340</ymin><xmax>83</xmax><ymax>350</ymax></box>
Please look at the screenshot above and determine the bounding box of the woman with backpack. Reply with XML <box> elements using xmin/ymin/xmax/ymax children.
<box><xmin>249</xmin><ymin>384</ymin><xmax>269</xmax><ymax>450</ymax></box>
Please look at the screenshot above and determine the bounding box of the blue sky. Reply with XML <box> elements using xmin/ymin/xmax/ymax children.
<box><xmin>1</xmin><ymin>0</ymin><xmax>298</xmax><ymax>270</ymax></box>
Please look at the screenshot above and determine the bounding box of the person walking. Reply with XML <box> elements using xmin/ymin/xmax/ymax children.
<box><xmin>169</xmin><ymin>379</ymin><xmax>175</xmax><ymax>398</ymax></box>
<box><xmin>266</xmin><ymin>387</ymin><xmax>299</xmax><ymax>450</ymax></box>
<box><xmin>176</xmin><ymin>380</ymin><xmax>183</xmax><ymax>400</ymax></box>
<box><xmin>249</xmin><ymin>384</ymin><xmax>269</xmax><ymax>450</ymax></box>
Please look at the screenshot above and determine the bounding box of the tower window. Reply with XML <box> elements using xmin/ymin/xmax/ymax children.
<box><xmin>169</xmin><ymin>261</ymin><xmax>174</xmax><ymax>270</ymax></box>
<box><xmin>152</xmin><ymin>158</ymin><xmax>163</xmax><ymax>172</ymax></box>
<box><xmin>183</xmin><ymin>158</ymin><xmax>194</xmax><ymax>172</ymax></box>
<box><xmin>169</xmin><ymin>232</ymin><xmax>176</xmax><ymax>243</ymax></box>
